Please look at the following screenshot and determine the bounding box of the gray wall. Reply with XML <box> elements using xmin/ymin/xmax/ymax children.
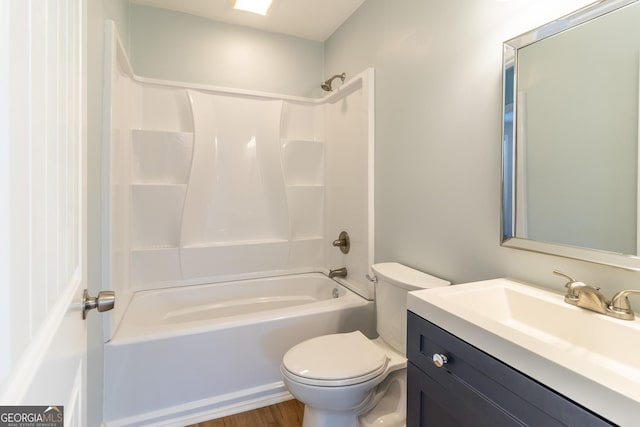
<box><xmin>129</xmin><ymin>4</ymin><xmax>324</xmax><ymax>98</ymax></box>
<box><xmin>325</xmin><ymin>0</ymin><xmax>640</xmax><ymax>294</ymax></box>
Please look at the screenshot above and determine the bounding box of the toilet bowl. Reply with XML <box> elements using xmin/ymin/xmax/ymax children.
<box><xmin>281</xmin><ymin>263</ymin><xmax>450</xmax><ymax>427</ymax></box>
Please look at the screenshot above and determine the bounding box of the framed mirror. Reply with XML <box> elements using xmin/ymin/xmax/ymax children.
<box><xmin>501</xmin><ymin>0</ymin><xmax>640</xmax><ymax>270</ymax></box>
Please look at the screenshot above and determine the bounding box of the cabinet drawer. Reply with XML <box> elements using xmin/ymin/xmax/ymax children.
<box><xmin>407</xmin><ymin>311</ymin><xmax>614</xmax><ymax>427</ymax></box>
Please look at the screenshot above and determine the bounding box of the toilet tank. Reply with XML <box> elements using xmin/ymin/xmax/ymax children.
<box><xmin>372</xmin><ymin>262</ymin><xmax>450</xmax><ymax>355</ymax></box>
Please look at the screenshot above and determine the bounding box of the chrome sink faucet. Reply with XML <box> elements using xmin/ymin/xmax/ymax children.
<box><xmin>553</xmin><ymin>270</ymin><xmax>640</xmax><ymax>320</ymax></box>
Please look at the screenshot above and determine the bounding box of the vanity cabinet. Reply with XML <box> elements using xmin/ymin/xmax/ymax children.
<box><xmin>406</xmin><ymin>311</ymin><xmax>615</xmax><ymax>427</ymax></box>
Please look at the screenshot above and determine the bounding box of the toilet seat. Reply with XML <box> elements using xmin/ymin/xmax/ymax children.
<box><xmin>282</xmin><ymin>331</ymin><xmax>389</xmax><ymax>387</ymax></box>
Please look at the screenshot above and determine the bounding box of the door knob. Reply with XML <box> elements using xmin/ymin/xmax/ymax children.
<box><xmin>82</xmin><ymin>289</ymin><xmax>115</xmax><ymax>319</ymax></box>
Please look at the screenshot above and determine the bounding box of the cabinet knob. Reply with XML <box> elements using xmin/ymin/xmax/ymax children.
<box><xmin>432</xmin><ymin>353</ymin><xmax>448</xmax><ymax>368</ymax></box>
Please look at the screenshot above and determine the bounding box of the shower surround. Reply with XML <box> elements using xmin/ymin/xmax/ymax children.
<box><xmin>102</xmin><ymin>22</ymin><xmax>374</xmax><ymax>426</ymax></box>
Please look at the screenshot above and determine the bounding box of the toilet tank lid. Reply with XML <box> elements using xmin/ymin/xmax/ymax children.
<box><xmin>371</xmin><ymin>262</ymin><xmax>450</xmax><ymax>290</ymax></box>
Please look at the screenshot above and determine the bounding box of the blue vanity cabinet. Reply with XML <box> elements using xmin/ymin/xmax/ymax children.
<box><xmin>406</xmin><ymin>311</ymin><xmax>615</xmax><ymax>427</ymax></box>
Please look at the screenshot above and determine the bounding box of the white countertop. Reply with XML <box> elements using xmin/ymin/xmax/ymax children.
<box><xmin>407</xmin><ymin>278</ymin><xmax>640</xmax><ymax>426</ymax></box>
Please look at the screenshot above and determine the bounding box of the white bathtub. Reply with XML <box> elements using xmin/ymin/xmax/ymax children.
<box><xmin>103</xmin><ymin>273</ymin><xmax>374</xmax><ymax>427</ymax></box>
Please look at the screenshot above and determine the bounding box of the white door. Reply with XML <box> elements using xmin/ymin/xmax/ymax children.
<box><xmin>0</xmin><ymin>0</ymin><xmax>91</xmax><ymax>426</ymax></box>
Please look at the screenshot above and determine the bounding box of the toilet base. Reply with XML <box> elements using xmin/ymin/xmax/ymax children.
<box><xmin>298</xmin><ymin>369</ymin><xmax>406</xmax><ymax>427</ymax></box>
<box><xmin>302</xmin><ymin>406</ymin><xmax>361</xmax><ymax>427</ymax></box>
<box><xmin>357</xmin><ymin>370</ymin><xmax>406</xmax><ymax>427</ymax></box>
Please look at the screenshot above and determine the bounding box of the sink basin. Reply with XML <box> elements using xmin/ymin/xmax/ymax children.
<box><xmin>407</xmin><ymin>278</ymin><xmax>640</xmax><ymax>426</ymax></box>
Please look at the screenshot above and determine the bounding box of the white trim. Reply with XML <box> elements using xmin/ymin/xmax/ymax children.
<box><xmin>101</xmin><ymin>20</ymin><xmax>116</xmax><ymax>342</ymax></box>
<box><xmin>104</xmin><ymin>382</ymin><xmax>292</xmax><ymax>427</ymax></box>
<box><xmin>367</xmin><ymin>70</ymin><xmax>376</xmax><ymax>283</ymax></box>
<box><xmin>0</xmin><ymin>0</ymin><xmax>10</xmax><ymax>384</ymax></box>
<box><xmin>64</xmin><ymin>364</ymin><xmax>83</xmax><ymax>427</ymax></box>
<box><xmin>637</xmin><ymin>50</ymin><xmax>640</xmax><ymax>256</ymax></box>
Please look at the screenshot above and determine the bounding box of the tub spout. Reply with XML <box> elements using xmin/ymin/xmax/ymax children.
<box><xmin>329</xmin><ymin>267</ymin><xmax>347</xmax><ymax>279</ymax></box>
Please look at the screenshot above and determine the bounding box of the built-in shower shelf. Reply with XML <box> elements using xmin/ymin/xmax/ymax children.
<box><xmin>291</xmin><ymin>236</ymin><xmax>324</xmax><ymax>242</ymax></box>
<box><xmin>182</xmin><ymin>238</ymin><xmax>289</xmax><ymax>249</ymax></box>
<box><xmin>131</xmin><ymin>183</ymin><xmax>188</xmax><ymax>188</ymax></box>
<box><xmin>285</xmin><ymin>184</ymin><xmax>325</xmax><ymax>188</ymax></box>
<box><xmin>130</xmin><ymin>244</ymin><xmax>180</xmax><ymax>251</ymax></box>
<box><xmin>281</xmin><ymin>138</ymin><xmax>323</xmax><ymax>144</ymax></box>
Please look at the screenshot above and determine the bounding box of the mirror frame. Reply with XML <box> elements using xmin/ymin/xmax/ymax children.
<box><xmin>501</xmin><ymin>0</ymin><xmax>640</xmax><ymax>271</ymax></box>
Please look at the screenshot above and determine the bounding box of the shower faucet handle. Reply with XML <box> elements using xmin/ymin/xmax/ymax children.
<box><xmin>332</xmin><ymin>231</ymin><xmax>350</xmax><ymax>254</ymax></box>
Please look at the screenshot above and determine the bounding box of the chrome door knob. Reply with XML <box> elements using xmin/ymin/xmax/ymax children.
<box><xmin>432</xmin><ymin>353</ymin><xmax>448</xmax><ymax>368</ymax></box>
<box><xmin>82</xmin><ymin>289</ymin><xmax>115</xmax><ymax>319</ymax></box>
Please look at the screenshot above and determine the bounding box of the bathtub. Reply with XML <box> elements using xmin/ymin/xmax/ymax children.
<box><xmin>103</xmin><ymin>272</ymin><xmax>374</xmax><ymax>427</ymax></box>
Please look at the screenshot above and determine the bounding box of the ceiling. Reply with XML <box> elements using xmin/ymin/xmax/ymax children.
<box><xmin>129</xmin><ymin>0</ymin><xmax>367</xmax><ymax>42</ymax></box>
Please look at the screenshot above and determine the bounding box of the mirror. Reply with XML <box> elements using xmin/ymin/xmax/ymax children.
<box><xmin>502</xmin><ymin>0</ymin><xmax>640</xmax><ymax>270</ymax></box>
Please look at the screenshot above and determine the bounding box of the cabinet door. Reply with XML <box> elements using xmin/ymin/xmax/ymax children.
<box><xmin>407</xmin><ymin>312</ymin><xmax>615</xmax><ymax>427</ymax></box>
<box><xmin>408</xmin><ymin>362</ymin><xmax>523</xmax><ymax>427</ymax></box>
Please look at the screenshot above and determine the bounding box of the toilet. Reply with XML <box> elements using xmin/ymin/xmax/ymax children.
<box><xmin>281</xmin><ymin>262</ymin><xmax>450</xmax><ymax>427</ymax></box>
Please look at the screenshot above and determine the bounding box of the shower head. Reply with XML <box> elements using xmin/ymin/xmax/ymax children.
<box><xmin>321</xmin><ymin>72</ymin><xmax>346</xmax><ymax>92</ymax></box>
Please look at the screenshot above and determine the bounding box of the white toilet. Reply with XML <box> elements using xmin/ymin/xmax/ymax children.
<box><xmin>281</xmin><ymin>262</ymin><xmax>450</xmax><ymax>427</ymax></box>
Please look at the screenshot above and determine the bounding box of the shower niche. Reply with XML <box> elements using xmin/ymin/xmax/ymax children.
<box><xmin>103</xmin><ymin>23</ymin><xmax>373</xmax><ymax>339</ymax></box>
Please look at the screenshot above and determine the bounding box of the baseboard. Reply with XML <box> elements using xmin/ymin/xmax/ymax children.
<box><xmin>103</xmin><ymin>382</ymin><xmax>294</xmax><ymax>427</ymax></box>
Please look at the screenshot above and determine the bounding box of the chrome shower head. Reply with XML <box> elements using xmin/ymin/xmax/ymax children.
<box><xmin>321</xmin><ymin>72</ymin><xmax>346</xmax><ymax>92</ymax></box>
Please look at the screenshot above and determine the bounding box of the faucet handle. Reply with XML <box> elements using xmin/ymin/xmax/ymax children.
<box><xmin>332</xmin><ymin>231</ymin><xmax>350</xmax><ymax>254</ymax></box>
<box><xmin>610</xmin><ymin>290</ymin><xmax>640</xmax><ymax>313</ymax></box>
<box><xmin>553</xmin><ymin>270</ymin><xmax>576</xmax><ymax>283</ymax></box>
<box><xmin>553</xmin><ymin>270</ymin><xmax>594</xmax><ymax>298</ymax></box>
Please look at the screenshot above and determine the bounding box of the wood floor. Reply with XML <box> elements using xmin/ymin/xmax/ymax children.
<box><xmin>188</xmin><ymin>399</ymin><xmax>305</xmax><ymax>427</ymax></box>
